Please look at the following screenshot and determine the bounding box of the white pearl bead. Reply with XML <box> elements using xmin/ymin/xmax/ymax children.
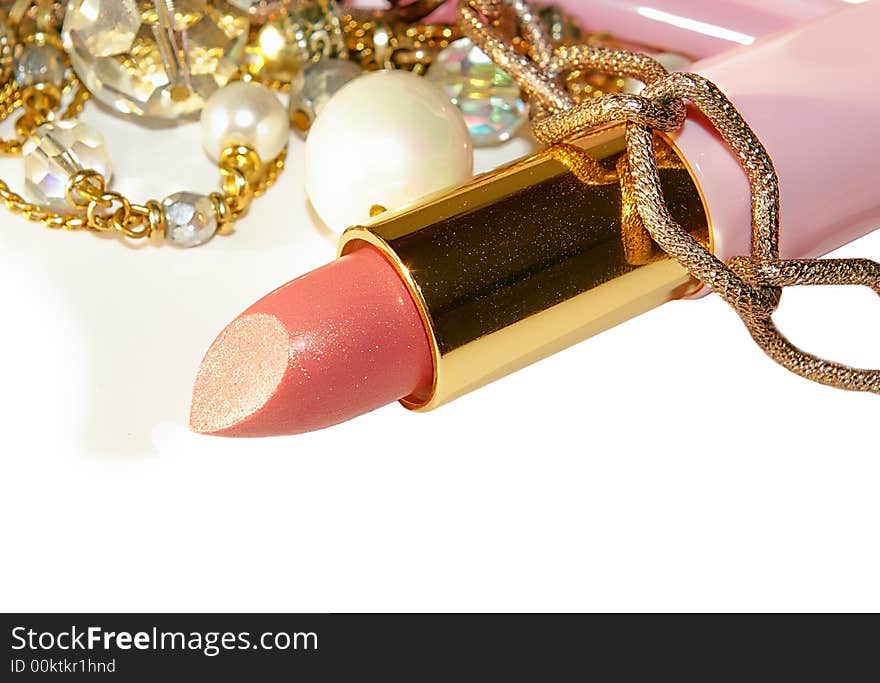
<box><xmin>200</xmin><ymin>81</ymin><xmax>289</xmax><ymax>162</ymax></box>
<box><xmin>305</xmin><ymin>70</ymin><xmax>473</xmax><ymax>233</ymax></box>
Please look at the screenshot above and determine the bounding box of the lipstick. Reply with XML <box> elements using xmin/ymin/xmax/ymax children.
<box><xmin>191</xmin><ymin>2</ymin><xmax>880</xmax><ymax>436</ymax></box>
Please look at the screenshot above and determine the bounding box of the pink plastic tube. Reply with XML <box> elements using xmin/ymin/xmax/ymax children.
<box><xmin>674</xmin><ymin>1</ymin><xmax>880</xmax><ymax>262</ymax></box>
<box><xmin>424</xmin><ymin>0</ymin><xmax>847</xmax><ymax>57</ymax></box>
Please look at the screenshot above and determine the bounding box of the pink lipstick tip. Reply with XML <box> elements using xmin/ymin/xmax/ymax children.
<box><xmin>190</xmin><ymin>312</ymin><xmax>290</xmax><ymax>436</ymax></box>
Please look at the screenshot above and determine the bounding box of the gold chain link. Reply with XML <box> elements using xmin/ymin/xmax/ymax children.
<box><xmin>59</xmin><ymin>80</ymin><xmax>90</xmax><ymax>119</ymax></box>
<box><xmin>0</xmin><ymin>78</ymin><xmax>22</xmax><ymax>153</ymax></box>
<box><xmin>212</xmin><ymin>145</ymin><xmax>287</xmax><ymax>233</ymax></box>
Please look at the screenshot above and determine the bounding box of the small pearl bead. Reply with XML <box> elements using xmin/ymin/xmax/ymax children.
<box><xmin>162</xmin><ymin>192</ymin><xmax>218</xmax><ymax>248</ymax></box>
<box><xmin>305</xmin><ymin>70</ymin><xmax>473</xmax><ymax>233</ymax></box>
<box><xmin>200</xmin><ymin>81</ymin><xmax>289</xmax><ymax>162</ymax></box>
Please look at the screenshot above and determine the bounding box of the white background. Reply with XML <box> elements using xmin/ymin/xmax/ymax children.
<box><xmin>1</xmin><ymin>89</ymin><xmax>879</xmax><ymax>613</ymax></box>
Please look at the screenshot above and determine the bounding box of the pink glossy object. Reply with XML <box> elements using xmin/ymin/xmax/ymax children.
<box><xmin>190</xmin><ymin>248</ymin><xmax>433</xmax><ymax>436</ymax></box>
<box><xmin>425</xmin><ymin>0</ymin><xmax>844</xmax><ymax>57</ymax></box>
<box><xmin>672</xmin><ymin>1</ymin><xmax>880</xmax><ymax>263</ymax></box>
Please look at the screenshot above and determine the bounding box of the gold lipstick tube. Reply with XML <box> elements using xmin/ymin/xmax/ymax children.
<box><xmin>339</xmin><ymin>124</ymin><xmax>709</xmax><ymax>410</ymax></box>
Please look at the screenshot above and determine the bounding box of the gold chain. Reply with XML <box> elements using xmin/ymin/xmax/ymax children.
<box><xmin>0</xmin><ymin>69</ymin><xmax>286</xmax><ymax>241</ymax></box>
<box><xmin>462</xmin><ymin>0</ymin><xmax>880</xmax><ymax>394</ymax></box>
<box><xmin>211</xmin><ymin>144</ymin><xmax>287</xmax><ymax>233</ymax></box>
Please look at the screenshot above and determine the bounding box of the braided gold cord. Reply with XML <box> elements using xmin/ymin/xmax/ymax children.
<box><xmin>462</xmin><ymin>0</ymin><xmax>880</xmax><ymax>394</ymax></box>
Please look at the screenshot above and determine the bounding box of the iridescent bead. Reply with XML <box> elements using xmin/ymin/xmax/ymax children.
<box><xmin>62</xmin><ymin>0</ymin><xmax>250</xmax><ymax>120</ymax></box>
<box><xmin>427</xmin><ymin>38</ymin><xmax>527</xmax><ymax>146</ymax></box>
<box><xmin>162</xmin><ymin>192</ymin><xmax>218</xmax><ymax>247</ymax></box>
<box><xmin>14</xmin><ymin>42</ymin><xmax>66</xmax><ymax>89</ymax></box>
<box><xmin>200</xmin><ymin>81</ymin><xmax>289</xmax><ymax>162</ymax></box>
<box><xmin>22</xmin><ymin>120</ymin><xmax>112</xmax><ymax>210</ymax></box>
<box><xmin>289</xmin><ymin>58</ymin><xmax>362</xmax><ymax>135</ymax></box>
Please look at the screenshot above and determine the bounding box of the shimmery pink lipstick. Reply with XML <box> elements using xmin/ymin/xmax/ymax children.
<box><xmin>190</xmin><ymin>247</ymin><xmax>433</xmax><ymax>436</ymax></box>
<box><xmin>192</xmin><ymin>3</ymin><xmax>880</xmax><ymax>436</ymax></box>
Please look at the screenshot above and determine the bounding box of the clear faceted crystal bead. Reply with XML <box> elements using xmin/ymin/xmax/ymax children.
<box><xmin>427</xmin><ymin>37</ymin><xmax>527</xmax><ymax>146</ymax></box>
<box><xmin>61</xmin><ymin>0</ymin><xmax>250</xmax><ymax>120</ymax></box>
<box><xmin>162</xmin><ymin>191</ymin><xmax>217</xmax><ymax>247</ymax></box>
<box><xmin>22</xmin><ymin>120</ymin><xmax>112</xmax><ymax>210</ymax></box>
<box><xmin>289</xmin><ymin>58</ymin><xmax>362</xmax><ymax>134</ymax></box>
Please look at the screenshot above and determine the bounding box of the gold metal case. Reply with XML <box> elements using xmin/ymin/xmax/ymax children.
<box><xmin>339</xmin><ymin>124</ymin><xmax>709</xmax><ymax>410</ymax></box>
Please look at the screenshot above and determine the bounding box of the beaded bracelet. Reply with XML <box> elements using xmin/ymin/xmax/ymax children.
<box><xmin>0</xmin><ymin>0</ymin><xmax>624</xmax><ymax>248</ymax></box>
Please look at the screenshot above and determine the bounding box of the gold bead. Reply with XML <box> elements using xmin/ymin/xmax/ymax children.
<box><xmin>146</xmin><ymin>199</ymin><xmax>167</xmax><ymax>244</ymax></box>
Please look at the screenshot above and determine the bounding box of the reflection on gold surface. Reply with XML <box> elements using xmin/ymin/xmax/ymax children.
<box><xmin>339</xmin><ymin>125</ymin><xmax>710</xmax><ymax>410</ymax></box>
